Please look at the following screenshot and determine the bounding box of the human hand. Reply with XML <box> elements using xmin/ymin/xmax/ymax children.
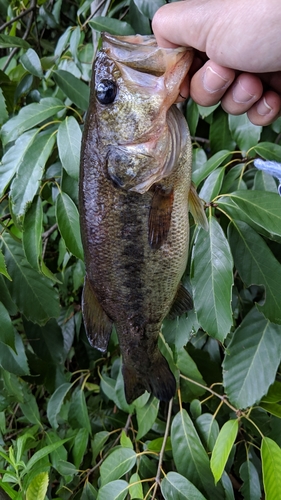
<box><xmin>152</xmin><ymin>0</ymin><xmax>281</xmax><ymax>126</ymax></box>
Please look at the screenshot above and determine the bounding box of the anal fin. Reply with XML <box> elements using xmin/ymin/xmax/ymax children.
<box><xmin>167</xmin><ymin>283</ymin><xmax>193</xmax><ymax>319</ymax></box>
<box><xmin>149</xmin><ymin>185</ymin><xmax>174</xmax><ymax>249</ymax></box>
<box><xmin>82</xmin><ymin>276</ymin><xmax>113</xmax><ymax>351</ymax></box>
<box><xmin>189</xmin><ymin>182</ymin><xmax>208</xmax><ymax>231</ymax></box>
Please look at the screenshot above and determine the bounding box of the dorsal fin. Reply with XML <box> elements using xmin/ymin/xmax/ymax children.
<box><xmin>82</xmin><ymin>277</ymin><xmax>113</xmax><ymax>351</ymax></box>
<box><xmin>148</xmin><ymin>185</ymin><xmax>174</xmax><ymax>249</ymax></box>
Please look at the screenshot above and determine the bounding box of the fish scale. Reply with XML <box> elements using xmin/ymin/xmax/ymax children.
<box><xmin>80</xmin><ymin>33</ymin><xmax>195</xmax><ymax>403</ymax></box>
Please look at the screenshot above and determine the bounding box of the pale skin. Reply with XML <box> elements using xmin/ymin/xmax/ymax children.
<box><xmin>152</xmin><ymin>0</ymin><xmax>281</xmax><ymax>126</ymax></box>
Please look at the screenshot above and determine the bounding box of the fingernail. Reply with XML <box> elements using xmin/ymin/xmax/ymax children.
<box><xmin>203</xmin><ymin>66</ymin><xmax>229</xmax><ymax>93</ymax></box>
<box><xmin>232</xmin><ymin>80</ymin><xmax>255</xmax><ymax>104</ymax></box>
<box><xmin>256</xmin><ymin>97</ymin><xmax>272</xmax><ymax>116</ymax></box>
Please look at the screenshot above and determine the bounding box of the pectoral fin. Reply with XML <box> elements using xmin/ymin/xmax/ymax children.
<box><xmin>82</xmin><ymin>277</ymin><xmax>113</xmax><ymax>351</ymax></box>
<box><xmin>167</xmin><ymin>283</ymin><xmax>193</xmax><ymax>319</ymax></box>
<box><xmin>189</xmin><ymin>182</ymin><xmax>208</xmax><ymax>230</ymax></box>
<box><xmin>149</xmin><ymin>185</ymin><xmax>174</xmax><ymax>249</ymax></box>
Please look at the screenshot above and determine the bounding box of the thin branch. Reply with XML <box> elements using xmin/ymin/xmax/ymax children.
<box><xmin>0</xmin><ymin>5</ymin><xmax>36</xmax><ymax>33</ymax></box>
<box><xmin>2</xmin><ymin>0</ymin><xmax>37</xmax><ymax>72</ymax></box>
<box><xmin>42</xmin><ymin>223</ymin><xmax>58</xmax><ymax>241</ymax></box>
<box><xmin>156</xmin><ymin>398</ymin><xmax>173</xmax><ymax>484</ymax></box>
<box><xmin>82</xmin><ymin>0</ymin><xmax>107</xmax><ymax>29</ymax></box>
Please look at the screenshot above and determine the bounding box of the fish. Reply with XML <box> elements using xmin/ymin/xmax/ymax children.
<box><xmin>79</xmin><ymin>33</ymin><xmax>206</xmax><ymax>404</ymax></box>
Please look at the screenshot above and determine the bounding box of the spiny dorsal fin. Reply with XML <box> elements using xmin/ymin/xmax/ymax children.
<box><xmin>148</xmin><ymin>185</ymin><xmax>174</xmax><ymax>249</ymax></box>
<box><xmin>189</xmin><ymin>182</ymin><xmax>208</xmax><ymax>230</ymax></box>
<box><xmin>82</xmin><ymin>276</ymin><xmax>113</xmax><ymax>351</ymax></box>
<box><xmin>167</xmin><ymin>283</ymin><xmax>193</xmax><ymax>320</ymax></box>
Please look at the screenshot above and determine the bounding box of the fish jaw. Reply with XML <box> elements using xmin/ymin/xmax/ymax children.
<box><xmin>91</xmin><ymin>35</ymin><xmax>193</xmax><ymax>192</ymax></box>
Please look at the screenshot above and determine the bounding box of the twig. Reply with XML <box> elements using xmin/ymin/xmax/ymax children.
<box><xmin>42</xmin><ymin>223</ymin><xmax>58</xmax><ymax>241</ymax></box>
<box><xmin>2</xmin><ymin>0</ymin><xmax>37</xmax><ymax>72</ymax></box>
<box><xmin>0</xmin><ymin>5</ymin><xmax>36</xmax><ymax>33</ymax></box>
<box><xmin>191</xmin><ymin>136</ymin><xmax>211</xmax><ymax>144</ymax></box>
<box><xmin>0</xmin><ymin>213</ymin><xmax>11</xmax><ymax>222</ymax></box>
<box><xmin>82</xmin><ymin>0</ymin><xmax>107</xmax><ymax>29</ymax></box>
<box><xmin>85</xmin><ymin>413</ymin><xmax>132</xmax><ymax>479</ymax></box>
<box><xmin>151</xmin><ymin>398</ymin><xmax>174</xmax><ymax>500</ymax></box>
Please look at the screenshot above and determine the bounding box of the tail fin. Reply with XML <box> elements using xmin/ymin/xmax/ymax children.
<box><xmin>122</xmin><ymin>352</ymin><xmax>176</xmax><ymax>404</ymax></box>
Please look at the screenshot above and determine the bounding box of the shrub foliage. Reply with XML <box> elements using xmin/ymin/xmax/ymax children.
<box><xmin>1</xmin><ymin>0</ymin><xmax>281</xmax><ymax>499</ymax></box>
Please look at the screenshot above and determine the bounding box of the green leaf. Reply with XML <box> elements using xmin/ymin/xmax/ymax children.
<box><xmin>120</xmin><ymin>431</ymin><xmax>133</xmax><ymax>449</ymax></box>
<box><xmin>210</xmin><ymin>108</ymin><xmax>235</xmax><ymax>154</ymax></box>
<box><xmin>161</xmin><ymin>471</ymin><xmax>207</xmax><ymax>500</ymax></box>
<box><xmin>210</xmin><ymin>419</ymin><xmax>238</xmax><ymax>483</ymax></box>
<box><xmin>192</xmin><ymin>150</ymin><xmax>231</xmax><ymax>186</ymax></box>
<box><xmin>92</xmin><ymin>431</ymin><xmax>110</xmax><ymax>462</ymax></box>
<box><xmin>68</xmin><ymin>387</ymin><xmax>91</xmax><ymax>433</ymax></box>
<box><xmin>72</xmin><ymin>428</ymin><xmax>88</xmax><ymax>468</ymax></box>
<box><xmin>0</xmin><ymin>129</ymin><xmax>38</xmax><ymax>196</ymax></box>
<box><xmin>97</xmin><ymin>480</ymin><xmax>128</xmax><ymax>500</ymax></box>
<box><xmin>223</xmin><ymin>307</ymin><xmax>281</xmax><ymax>408</ymax></box>
<box><xmin>53</xmin><ymin>70</ymin><xmax>90</xmax><ymax>111</ymax></box>
<box><xmin>176</xmin><ymin>349</ymin><xmax>206</xmax><ymax>402</ymax></box>
<box><xmin>129</xmin><ymin>472</ymin><xmax>143</xmax><ymax>499</ymax></box>
<box><xmin>23</xmin><ymin>196</ymin><xmax>43</xmax><ymax>270</ymax></box>
<box><xmin>261</xmin><ymin>437</ymin><xmax>281</xmax><ymax>500</ymax></box>
<box><xmin>133</xmin><ymin>0</ymin><xmax>166</xmax><ymax>18</ymax></box>
<box><xmin>0</xmin><ymin>330</ymin><xmax>29</xmax><ymax>376</ymax></box>
<box><xmin>1</xmin><ymin>98</ymin><xmax>64</xmax><ymax>145</ymax></box>
<box><xmin>136</xmin><ymin>397</ymin><xmax>159</xmax><ymax>440</ymax></box>
<box><xmin>89</xmin><ymin>17</ymin><xmax>135</xmax><ymax>36</ymax></box>
<box><xmin>195</xmin><ymin>414</ymin><xmax>219</xmax><ymax>452</ymax></box>
<box><xmin>25</xmin><ymin>438</ymin><xmax>71</xmax><ymax>472</ymax></box>
<box><xmin>0</xmin><ymin>34</ymin><xmax>30</xmax><ymax>49</ymax></box>
<box><xmin>100</xmin><ymin>448</ymin><xmax>136</xmax><ymax>486</ymax></box>
<box><xmin>10</xmin><ymin>132</ymin><xmax>55</xmax><ymax>219</ymax></box>
<box><xmin>55</xmin><ymin>460</ymin><xmax>78</xmax><ymax>476</ymax></box>
<box><xmin>0</xmin><ymin>249</ymin><xmax>11</xmax><ymax>280</ymax></box>
<box><xmin>47</xmin><ymin>382</ymin><xmax>72</xmax><ymax>429</ymax></box>
<box><xmin>54</xmin><ymin>26</ymin><xmax>72</xmax><ymax>57</ymax></box>
<box><xmin>81</xmin><ymin>481</ymin><xmax>98</xmax><ymax>500</ymax></box>
<box><xmin>20</xmin><ymin>49</ymin><xmax>43</xmax><ymax>78</ymax></box>
<box><xmin>147</xmin><ymin>436</ymin><xmax>172</xmax><ymax>452</ymax></box>
<box><xmin>19</xmin><ymin>394</ymin><xmax>40</xmax><ymax>425</ymax></box>
<box><xmin>253</xmin><ymin>141</ymin><xmax>281</xmax><ymax>161</ymax></box>
<box><xmin>57</xmin><ymin>116</ymin><xmax>82</xmax><ymax>180</ymax></box>
<box><xmin>228</xmin><ymin>113</ymin><xmax>262</xmax><ymax>154</ymax></box>
<box><xmin>228</xmin><ymin>221</ymin><xmax>281</xmax><ymax>324</ymax></box>
<box><xmin>254</xmin><ymin>170</ymin><xmax>277</xmax><ymax>193</ymax></box>
<box><xmin>199</xmin><ymin>167</ymin><xmax>224</xmax><ymax>203</ymax></box>
<box><xmin>239</xmin><ymin>460</ymin><xmax>261</xmax><ymax>500</ymax></box>
<box><xmin>191</xmin><ymin>216</ymin><xmax>233</xmax><ymax>341</ymax></box>
<box><xmin>0</xmin><ymin>302</ymin><xmax>15</xmax><ymax>350</ymax></box>
<box><xmin>0</xmin><ymin>88</ymin><xmax>8</xmax><ymax>125</ymax></box>
<box><xmin>55</xmin><ymin>192</ymin><xmax>84</xmax><ymax>260</ymax></box>
<box><xmin>218</xmin><ymin>190</ymin><xmax>281</xmax><ymax>238</ymax></box>
<box><xmin>24</xmin><ymin>318</ymin><xmax>65</xmax><ymax>365</ymax></box>
<box><xmin>2</xmin><ymin>233</ymin><xmax>60</xmax><ymax>325</ymax></box>
<box><xmin>259</xmin><ymin>402</ymin><xmax>281</xmax><ymax>418</ymax></box>
<box><xmin>261</xmin><ymin>381</ymin><xmax>281</xmax><ymax>404</ymax></box>
<box><xmin>171</xmin><ymin>409</ymin><xmax>224</xmax><ymax>498</ymax></box>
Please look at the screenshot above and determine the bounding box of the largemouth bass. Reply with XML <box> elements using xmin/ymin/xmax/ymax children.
<box><xmin>80</xmin><ymin>33</ymin><xmax>200</xmax><ymax>404</ymax></box>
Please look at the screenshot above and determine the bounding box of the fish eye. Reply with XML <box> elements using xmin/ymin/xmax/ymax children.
<box><xmin>96</xmin><ymin>79</ymin><xmax>117</xmax><ymax>104</ymax></box>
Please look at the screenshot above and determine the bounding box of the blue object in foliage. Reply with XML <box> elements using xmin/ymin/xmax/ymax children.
<box><xmin>254</xmin><ymin>158</ymin><xmax>281</xmax><ymax>195</ymax></box>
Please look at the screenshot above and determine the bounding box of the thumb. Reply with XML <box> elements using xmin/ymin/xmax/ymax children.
<box><xmin>152</xmin><ymin>0</ymin><xmax>219</xmax><ymax>51</ymax></box>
